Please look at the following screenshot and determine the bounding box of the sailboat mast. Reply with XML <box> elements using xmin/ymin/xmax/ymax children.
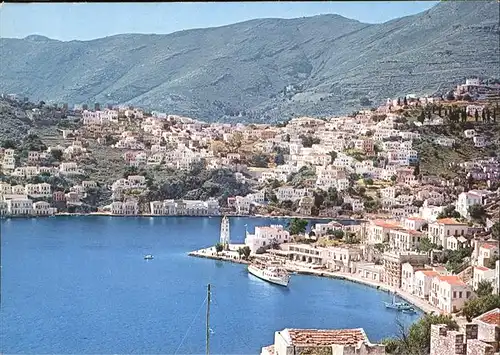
<box><xmin>206</xmin><ymin>283</ymin><xmax>211</xmax><ymax>355</ymax></box>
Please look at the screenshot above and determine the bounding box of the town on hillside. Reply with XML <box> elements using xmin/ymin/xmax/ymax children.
<box><xmin>1</xmin><ymin>78</ymin><xmax>500</xmax><ymax>354</ymax></box>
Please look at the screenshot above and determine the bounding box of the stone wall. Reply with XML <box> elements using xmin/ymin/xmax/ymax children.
<box><xmin>430</xmin><ymin>324</ymin><xmax>496</xmax><ymax>355</ymax></box>
<box><xmin>331</xmin><ymin>342</ymin><xmax>386</xmax><ymax>355</ymax></box>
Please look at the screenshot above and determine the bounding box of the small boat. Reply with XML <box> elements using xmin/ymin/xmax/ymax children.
<box><xmin>402</xmin><ymin>308</ymin><xmax>417</xmax><ymax>314</ymax></box>
<box><xmin>384</xmin><ymin>294</ymin><xmax>413</xmax><ymax>311</ymax></box>
<box><xmin>248</xmin><ymin>263</ymin><xmax>290</xmax><ymax>287</ymax></box>
<box><xmin>144</xmin><ymin>254</ymin><xmax>154</xmax><ymax>260</ymax></box>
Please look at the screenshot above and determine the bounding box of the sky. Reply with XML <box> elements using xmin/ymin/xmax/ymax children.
<box><xmin>0</xmin><ymin>2</ymin><xmax>438</xmax><ymax>42</ymax></box>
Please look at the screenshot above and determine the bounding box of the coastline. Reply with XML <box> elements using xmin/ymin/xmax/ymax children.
<box><xmin>2</xmin><ymin>212</ymin><xmax>360</xmax><ymax>222</ymax></box>
<box><xmin>188</xmin><ymin>247</ymin><xmax>440</xmax><ymax>315</ymax></box>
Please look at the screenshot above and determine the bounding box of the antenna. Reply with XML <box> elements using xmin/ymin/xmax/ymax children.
<box><xmin>206</xmin><ymin>283</ymin><xmax>211</xmax><ymax>355</ymax></box>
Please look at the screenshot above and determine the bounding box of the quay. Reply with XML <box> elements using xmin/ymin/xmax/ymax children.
<box><xmin>188</xmin><ymin>245</ymin><xmax>441</xmax><ymax>315</ymax></box>
<box><xmin>188</xmin><ymin>244</ymin><xmax>251</xmax><ymax>265</ymax></box>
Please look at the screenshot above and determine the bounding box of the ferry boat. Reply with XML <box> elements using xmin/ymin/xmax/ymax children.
<box><xmin>248</xmin><ymin>263</ymin><xmax>290</xmax><ymax>287</ymax></box>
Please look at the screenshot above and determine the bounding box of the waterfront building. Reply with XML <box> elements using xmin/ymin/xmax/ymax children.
<box><xmin>110</xmin><ymin>200</ymin><xmax>139</xmax><ymax>215</ymax></box>
<box><xmin>149</xmin><ymin>198</ymin><xmax>220</xmax><ymax>216</ymax></box>
<box><xmin>244</xmin><ymin>225</ymin><xmax>290</xmax><ymax>254</ymax></box>
<box><xmin>6</xmin><ymin>198</ymin><xmax>34</xmax><ymax>216</ymax></box>
<box><xmin>0</xmin><ymin>200</ymin><xmax>7</xmax><ymax>215</ymax></box>
<box><xmin>430</xmin><ymin>275</ymin><xmax>472</xmax><ymax>314</ymax></box>
<box><xmin>353</xmin><ymin>262</ymin><xmax>384</xmax><ymax>282</ymax></box>
<box><xmin>414</xmin><ymin>270</ymin><xmax>440</xmax><ymax>300</ymax></box>
<box><xmin>261</xmin><ymin>328</ymin><xmax>386</xmax><ymax>355</ymax></box>
<box><xmin>33</xmin><ymin>201</ymin><xmax>56</xmax><ymax>216</ymax></box>
<box><xmin>382</xmin><ymin>251</ymin><xmax>429</xmax><ymax>289</ymax></box>
<box><xmin>284</xmin><ymin>244</ymin><xmax>329</xmax><ymax>266</ymax></box>
<box><xmin>220</xmin><ymin>215</ymin><xmax>230</xmax><ymax>248</ymax></box>
<box><xmin>401</xmin><ymin>263</ymin><xmax>432</xmax><ymax>296</ymax></box>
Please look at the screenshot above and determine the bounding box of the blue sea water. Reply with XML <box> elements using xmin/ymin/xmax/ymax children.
<box><xmin>1</xmin><ymin>216</ymin><xmax>421</xmax><ymax>354</ymax></box>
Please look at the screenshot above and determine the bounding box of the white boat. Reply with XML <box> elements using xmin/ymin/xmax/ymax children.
<box><xmin>248</xmin><ymin>264</ymin><xmax>290</xmax><ymax>287</ymax></box>
<box><xmin>144</xmin><ymin>254</ymin><xmax>154</xmax><ymax>260</ymax></box>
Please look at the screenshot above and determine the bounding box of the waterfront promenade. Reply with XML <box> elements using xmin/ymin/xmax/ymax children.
<box><xmin>188</xmin><ymin>246</ymin><xmax>441</xmax><ymax>315</ymax></box>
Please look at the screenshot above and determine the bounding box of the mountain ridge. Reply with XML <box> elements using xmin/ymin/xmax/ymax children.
<box><xmin>1</xmin><ymin>0</ymin><xmax>498</xmax><ymax>122</ymax></box>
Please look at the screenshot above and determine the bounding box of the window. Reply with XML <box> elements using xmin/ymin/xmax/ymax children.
<box><xmin>453</xmin><ymin>291</ymin><xmax>457</xmax><ymax>298</ymax></box>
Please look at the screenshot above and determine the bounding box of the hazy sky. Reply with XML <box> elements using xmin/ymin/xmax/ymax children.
<box><xmin>0</xmin><ymin>2</ymin><xmax>438</xmax><ymax>42</ymax></box>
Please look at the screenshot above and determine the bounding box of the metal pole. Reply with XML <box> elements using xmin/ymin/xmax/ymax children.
<box><xmin>206</xmin><ymin>283</ymin><xmax>211</xmax><ymax>355</ymax></box>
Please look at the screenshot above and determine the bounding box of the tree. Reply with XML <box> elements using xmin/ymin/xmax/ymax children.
<box><xmin>413</xmin><ymin>163</ymin><xmax>420</xmax><ymax>177</ymax></box>
<box><xmin>50</xmin><ymin>149</ymin><xmax>63</xmax><ymax>161</ymax></box>
<box><xmin>237</xmin><ymin>247</ymin><xmax>244</xmax><ymax>259</ymax></box>
<box><xmin>249</xmin><ymin>153</ymin><xmax>270</xmax><ymax>168</ymax></box>
<box><xmin>328</xmin><ymin>151</ymin><xmax>337</xmax><ymax>164</ymax></box>
<box><xmin>481</xmin><ymin>109</ymin><xmax>486</xmax><ymax>121</ymax></box>
<box><xmin>391</xmin><ymin>175</ymin><xmax>397</xmax><ymax>182</ymax></box>
<box><xmin>462</xmin><ymin>294</ymin><xmax>500</xmax><ymax>321</ymax></box>
<box><xmin>274</xmin><ymin>153</ymin><xmax>285</xmax><ymax>165</ymax></box>
<box><xmin>228</xmin><ymin>131</ymin><xmax>243</xmax><ymax>151</ymax></box>
<box><xmin>1</xmin><ymin>139</ymin><xmax>17</xmax><ymax>149</ymax></box>
<box><xmin>383</xmin><ymin>314</ymin><xmax>458</xmax><ymax>355</ymax></box>
<box><xmin>491</xmin><ymin>221</ymin><xmax>500</xmax><ymax>240</ymax></box>
<box><xmin>476</xmin><ymin>280</ymin><xmax>494</xmax><ymax>297</ymax></box>
<box><xmin>363</xmin><ymin>178</ymin><xmax>374</xmax><ymax>186</ymax></box>
<box><xmin>215</xmin><ymin>243</ymin><xmax>223</xmax><ymax>255</ymax></box>
<box><xmin>468</xmin><ymin>204</ymin><xmax>486</xmax><ymax>221</ymax></box>
<box><xmin>288</xmin><ymin>218</ymin><xmax>308</xmax><ymax>235</ymax></box>
<box><xmin>332</xmin><ymin>229</ymin><xmax>344</xmax><ymax>240</ymax></box>
<box><xmin>437</xmin><ymin>205</ymin><xmax>461</xmax><ymax>219</ymax></box>
<box><xmin>418</xmin><ymin>237</ymin><xmax>438</xmax><ymax>253</ymax></box>
<box><xmin>417</xmin><ymin>110</ymin><xmax>425</xmax><ymax>123</ymax></box>
<box><xmin>299</xmin><ymin>135</ymin><xmax>320</xmax><ymax>148</ymax></box>
<box><xmin>475</xmin><ymin>109</ymin><xmax>479</xmax><ymax>121</ymax></box>
<box><xmin>241</xmin><ymin>246</ymin><xmax>251</xmax><ymax>259</ymax></box>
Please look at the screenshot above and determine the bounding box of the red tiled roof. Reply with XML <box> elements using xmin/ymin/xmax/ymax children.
<box><xmin>480</xmin><ymin>243</ymin><xmax>499</xmax><ymax>250</ymax></box>
<box><xmin>286</xmin><ymin>328</ymin><xmax>367</xmax><ymax>346</ymax></box>
<box><xmin>436</xmin><ymin>218</ymin><xmax>467</xmax><ymax>225</ymax></box>
<box><xmin>373</xmin><ymin>220</ymin><xmax>402</xmax><ymax>229</ymax></box>
<box><xmin>437</xmin><ymin>275</ymin><xmax>466</xmax><ymax>286</ymax></box>
<box><xmin>477</xmin><ymin>308</ymin><xmax>500</xmax><ymax>325</ymax></box>
<box><xmin>406</xmin><ymin>217</ymin><xmax>426</xmax><ymax>221</ymax></box>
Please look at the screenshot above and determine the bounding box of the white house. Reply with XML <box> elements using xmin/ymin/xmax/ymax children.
<box><xmin>430</xmin><ymin>275</ymin><xmax>472</xmax><ymax>313</ymax></box>
<box><xmin>456</xmin><ymin>190</ymin><xmax>490</xmax><ymax>218</ymax></box>
<box><xmin>245</xmin><ymin>225</ymin><xmax>290</xmax><ymax>254</ymax></box>
<box><xmin>428</xmin><ymin>218</ymin><xmax>469</xmax><ymax>249</ymax></box>
<box><xmin>472</xmin><ymin>266</ymin><xmax>496</xmax><ymax>291</ymax></box>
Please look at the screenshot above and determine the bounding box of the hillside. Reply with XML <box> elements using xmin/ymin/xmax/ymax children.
<box><xmin>1</xmin><ymin>1</ymin><xmax>499</xmax><ymax>122</ymax></box>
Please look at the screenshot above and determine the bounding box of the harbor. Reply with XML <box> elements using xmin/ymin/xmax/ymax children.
<box><xmin>188</xmin><ymin>246</ymin><xmax>440</xmax><ymax>315</ymax></box>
